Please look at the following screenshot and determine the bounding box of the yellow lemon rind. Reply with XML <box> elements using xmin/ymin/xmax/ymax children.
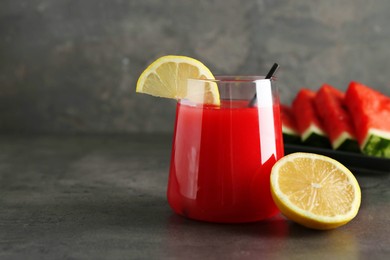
<box><xmin>270</xmin><ymin>152</ymin><xmax>361</xmax><ymax>230</ymax></box>
<box><xmin>136</xmin><ymin>55</ymin><xmax>219</xmax><ymax>105</ymax></box>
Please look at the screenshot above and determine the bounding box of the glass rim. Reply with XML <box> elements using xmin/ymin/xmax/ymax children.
<box><xmin>187</xmin><ymin>75</ymin><xmax>276</xmax><ymax>84</ymax></box>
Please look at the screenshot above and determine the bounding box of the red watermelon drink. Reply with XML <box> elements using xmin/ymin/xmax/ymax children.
<box><xmin>167</xmin><ymin>76</ymin><xmax>284</xmax><ymax>223</ymax></box>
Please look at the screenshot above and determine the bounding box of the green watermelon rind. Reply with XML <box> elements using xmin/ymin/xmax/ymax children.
<box><xmin>336</xmin><ymin>139</ymin><xmax>360</xmax><ymax>153</ymax></box>
<box><xmin>301</xmin><ymin>124</ymin><xmax>327</xmax><ymax>142</ymax></box>
<box><xmin>332</xmin><ymin>131</ymin><xmax>360</xmax><ymax>152</ymax></box>
<box><xmin>282</xmin><ymin>125</ymin><xmax>299</xmax><ymax>136</ymax></box>
<box><xmin>301</xmin><ymin>124</ymin><xmax>331</xmax><ymax>148</ymax></box>
<box><xmin>282</xmin><ymin>125</ymin><xmax>301</xmax><ymax>144</ymax></box>
<box><xmin>283</xmin><ymin>134</ymin><xmax>301</xmax><ymax>144</ymax></box>
<box><xmin>361</xmin><ymin>129</ymin><xmax>390</xmax><ymax>157</ymax></box>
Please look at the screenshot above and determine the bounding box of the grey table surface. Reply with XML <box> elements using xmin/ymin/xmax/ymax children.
<box><xmin>0</xmin><ymin>134</ymin><xmax>389</xmax><ymax>259</ymax></box>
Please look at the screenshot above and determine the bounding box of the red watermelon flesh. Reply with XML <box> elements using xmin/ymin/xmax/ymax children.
<box><xmin>280</xmin><ymin>104</ymin><xmax>299</xmax><ymax>135</ymax></box>
<box><xmin>314</xmin><ymin>84</ymin><xmax>358</xmax><ymax>150</ymax></box>
<box><xmin>292</xmin><ymin>89</ymin><xmax>330</xmax><ymax>147</ymax></box>
<box><xmin>345</xmin><ymin>81</ymin><xmax>390</xmax><ymax>157</ymax></box>
<box><xmin>280</xmin><ymin>104</ymin><xmax>300</xmax><ymax>143</ymax></box>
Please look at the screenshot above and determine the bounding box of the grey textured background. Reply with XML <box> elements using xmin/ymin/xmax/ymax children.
<box><xmin>1</xmin><ymin>0</ymin><xmax>390</xmax><ymax>133</ymax></box>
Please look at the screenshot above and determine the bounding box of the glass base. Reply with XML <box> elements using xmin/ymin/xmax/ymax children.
<box><xmin>168</xmin><ymin>200</ymin><xmax>280</xmax><ymax>224</ymax></box>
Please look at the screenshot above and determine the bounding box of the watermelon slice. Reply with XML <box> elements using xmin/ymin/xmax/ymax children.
<box><xmin>280</xmin><ymin>104</ymin><xmax>300</xmax><ymax>144</ymax></box>
<box><xmin>292</xmin><ymin>89</ymin><xmax>331</xmax><ymax>148</ymax></box>
<box><xmin>314</xmin><ymin>84</ymin><xmax>360</xmax><ymax>152</ymax></box>
<box><xmin>345</xmin><ymin>81</ymin><xmax>390</xmax><ymax>158</ymax></box>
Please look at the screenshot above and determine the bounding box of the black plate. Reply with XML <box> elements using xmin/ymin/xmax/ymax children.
<box><xmin>284</xmin><ymin>143</ymin><xmax>390</xmax><ymax>174</ymax></box>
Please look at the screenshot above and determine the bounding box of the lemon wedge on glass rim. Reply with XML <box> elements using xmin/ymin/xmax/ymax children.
<box><xmin>136</xmin><ymin>55</ymin><xmax>220</xmax><ymax>105</ymax></box>
<box><xmin>270</xmin><ymin>152</ymin><xmax>361</xmax><ymax>230</ymax></box>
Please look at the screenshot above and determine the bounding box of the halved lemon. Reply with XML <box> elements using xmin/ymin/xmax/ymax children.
<box><xmin>136</xmin><ymin>55</ymin><xmax>220</xmax><ymax>105</ymax></box>
<box><xmin>270</xmin><ymin>152</ymin><xmax>361</xmax><ymax>230</ymax></box>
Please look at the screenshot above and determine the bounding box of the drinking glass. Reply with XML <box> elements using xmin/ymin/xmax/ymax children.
<box><xmin>167</xmin><ymin>76</ymin><xmax>284</xmax><ymax>223</ymax></box>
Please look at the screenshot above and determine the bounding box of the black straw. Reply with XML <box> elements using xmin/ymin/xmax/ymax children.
<box><xmin>248</xmin><ymin>63</ymin><xmax>279</xmax><ymax>107</ymax></box>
